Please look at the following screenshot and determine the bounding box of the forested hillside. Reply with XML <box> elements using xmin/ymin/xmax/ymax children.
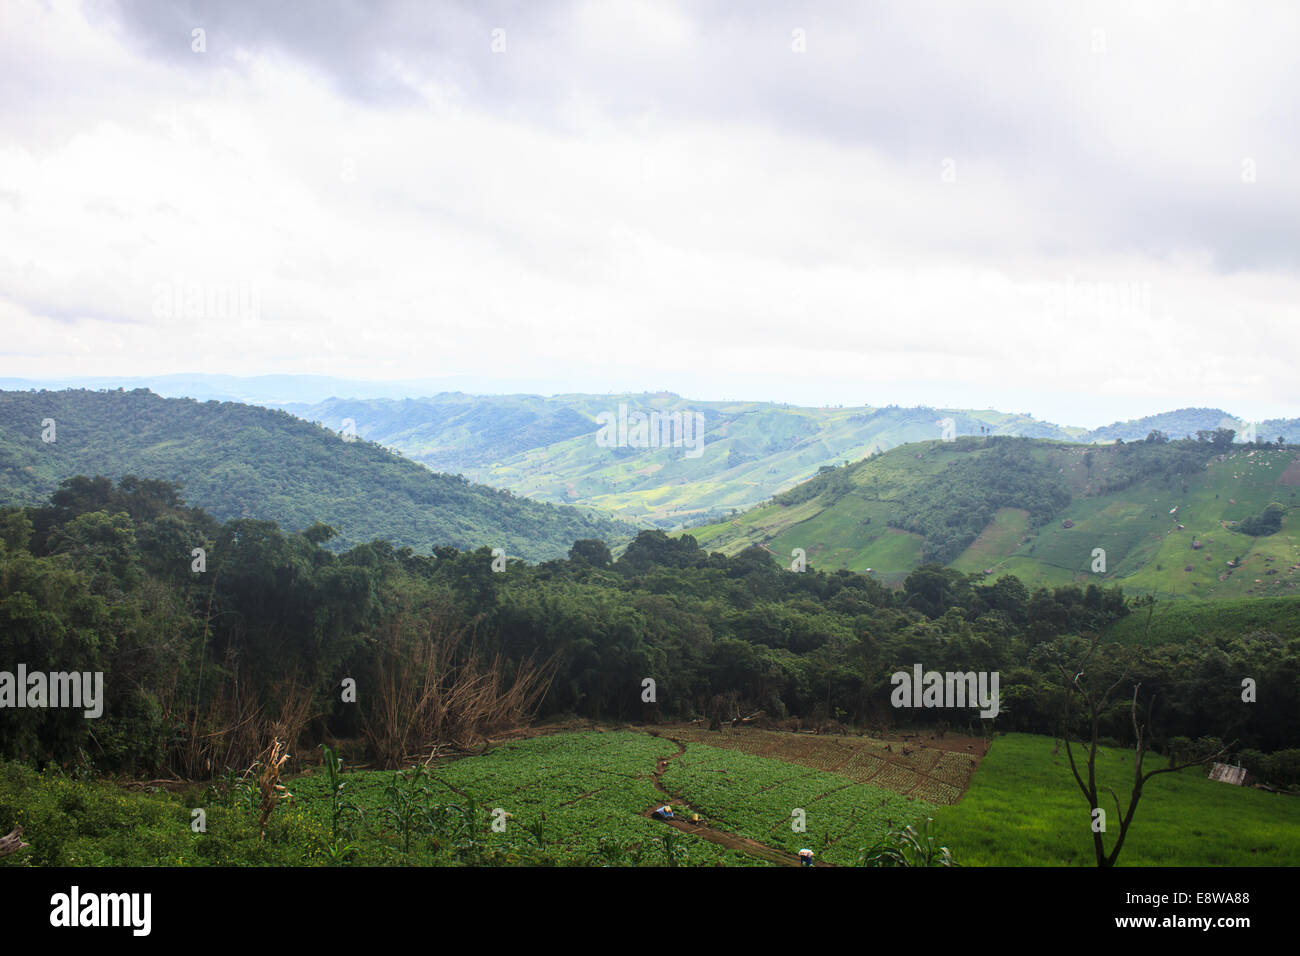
<box><xmin>1</xmin><ymin>478</ymin><xmax>1295</xmax><ymax>789</ymax></box>
<box><xmin>691</xmin><ymin>434</ymin><xmax>1300</xmax><ymax>598</ymax></box>
<box><xmin>0</xmin><ymin>389</ymin><xmax>635</xmax><ymax>561</ymax></box>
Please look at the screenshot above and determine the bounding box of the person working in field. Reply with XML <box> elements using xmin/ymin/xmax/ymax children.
<box><xmin>799</xmin><ymin>849</ymin><xmax>815</xmax><ymax>867</ymax></box>
<box><xmin>652</xmin><ymin>805</ymin><xmax>674</xmax><ymax>820</ymax></box>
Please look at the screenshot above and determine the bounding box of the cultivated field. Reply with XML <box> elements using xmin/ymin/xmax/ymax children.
<box><xmin>664</xmin><ymin>725</ymin><xmax>986</xmax><ymax>806</ymax></box>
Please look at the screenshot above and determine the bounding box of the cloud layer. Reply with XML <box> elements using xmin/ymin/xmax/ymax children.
<box><xmin>1</xmin><ymin>0</ymin><xmax>1297</xmax><ymax>426</ymax></box>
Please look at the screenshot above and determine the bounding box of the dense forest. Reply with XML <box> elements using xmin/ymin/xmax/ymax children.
<box><xmin>2</xmin><ymin>477</ymin><xmax>1296</xmax><ymax>787</ymax></box>
<box><xmin>0</xmin><ymin>389</ymin><xmax>636</xmax><ymax>561</ymax></box>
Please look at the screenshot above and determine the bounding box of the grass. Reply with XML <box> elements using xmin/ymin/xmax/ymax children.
<box><xmin>0</xmin><ymin>759</ymin><xmax>330</xmax><ymax>867</ymax></box>
<box><xmin>951</xmin><ymin>507</ymin><xmax>1030</xmax><ymax>573</ymax></box>
<box><xmin>932</xmin><ymin>733</ymin><xmax>1300</xmax><ymax>866</ymax></box>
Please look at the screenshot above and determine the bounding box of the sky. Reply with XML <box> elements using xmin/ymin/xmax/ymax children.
<box><xmin>1</xmin><ymin>0</ymin><xmax>1297</xmax><ymax>428</ymax></box>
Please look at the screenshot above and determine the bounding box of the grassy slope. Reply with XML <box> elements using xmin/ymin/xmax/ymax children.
<box><xmin>1104</xmin><ymin>596</ymin><xmax>1300</xmax><ymax>646</ymax></box>
<box><xmin>932</xmin><ymin>733</ymin><xmax>1300</xmax><ymax>866</ymax></box>
<box><xmin>689</xmin><ymin>439</ymin><xmax>1300</xmax><ymax>598</ymax></box>
<box><xmin>287</xmin><ymin>393</ymin><xmax>1300</xmax><ymax>530</ymax></box>
<box><xmin>951</xmin><ymin>508</ymin><xmax>1030</xmax><ymax>573</ymax></box>
<box><xmin>0</xmin><ymin>389</ymin><xmax>636</xmax><ymax>561</ymax></box>
<box><xmin>998</xmin><ymin>445</ymin><xmax>1300</xmax><ymax>598</ymax></box>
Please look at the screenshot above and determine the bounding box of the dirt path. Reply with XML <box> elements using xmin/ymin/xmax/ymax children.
<box><xmin>643</xmin><ymin>735</ymin><xmax>834</xmax><ymax>867</ymax></box>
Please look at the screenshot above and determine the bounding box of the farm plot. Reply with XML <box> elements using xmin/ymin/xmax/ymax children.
<box><xmin>662</xmin><ymin>741</ymin><xmax>934</xmax><ymax>866</ymax></box>
<box><xmin>290</xmin><ymin>730</ymin><xmax>765</xmax><ymax>866</ymax></box>
<box><xmin>664</xmin><ymin>726</ymin><xmax>980</xmax><ymax>804</ymax></box>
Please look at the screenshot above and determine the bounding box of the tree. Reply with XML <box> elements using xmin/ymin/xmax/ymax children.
<box><xmin>1057</xmin><ymin>637</ymin><xmax>1229</xmax><ymax>867</ymax></box>
<box><xmin>1235</xmin><ymin>502</ymin><xmax>1285</xmax><ymax>536</ymax></box>
<box><xmin>303</xmin><ymin>522</ymin><xmax>337</xmax><ymax>545</ymax></box>
<box><xmin>568</xmin><ymin>538</ymin><xmax>612</xmax><ymax>568</ymax></box>
<box><xmin>1193</xmin><ymin>427</ymin><xmax>1235</xmax><ymax>449</ymax></box>
<box><xmin>616</xmin><ymin>529</ymin><xmax>702</xmax><ymax>572</ymax></box>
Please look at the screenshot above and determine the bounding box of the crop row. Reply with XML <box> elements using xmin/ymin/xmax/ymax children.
<box><xmin>423</xmin><ymin>731</ymin><xmax>761</xmax><ymax>866</ymax></box>
<box><xmin>664</xmin><ymin>742</ymin><xmax>934</xmax><ymax>865</ymax></box>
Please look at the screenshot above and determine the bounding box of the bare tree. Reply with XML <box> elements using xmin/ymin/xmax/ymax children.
<box><xmin>0</xmin><ymin>826</ymin><xmax>28</xmax><ymax>858</ymax></box>
<box><xmin>1057</xmin><ymin>637</ymin><xmax>1229</xmax><ymax>867</ymax></box>
<box><xmin>362</xmin><ymin>602</ymin><xmax>555</xmax><ymax>768</ymax></box>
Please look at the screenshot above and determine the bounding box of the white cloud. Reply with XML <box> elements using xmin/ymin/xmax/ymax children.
<box><xmin>0</xmin><ymin>0</ymin><xmax>1297</xmax><ymax>428</ymax></box>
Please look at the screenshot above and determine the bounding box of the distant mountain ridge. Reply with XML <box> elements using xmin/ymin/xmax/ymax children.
<box><xmin>283</xmin><ymin>394</ymin><xmax>1297</xmax><ymax>528</ymax></box>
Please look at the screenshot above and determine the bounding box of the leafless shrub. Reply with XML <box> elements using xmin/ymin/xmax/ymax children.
<box><xmin>362</xmin><ymin>603</ymin><xmax>554</xmax><ymax>769</ymax></box>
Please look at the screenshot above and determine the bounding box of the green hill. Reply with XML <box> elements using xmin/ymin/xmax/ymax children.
<box><xmin>687</xmin><ymin>435</ymin><xmax>1300</xmax><ymax>597</ymax></box>
<box><xmin>0</xmin><ymin>389</ymin><xmax>635</xmax><ymax>560</ymax></box>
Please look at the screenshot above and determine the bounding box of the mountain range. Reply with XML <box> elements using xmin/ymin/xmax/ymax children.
<box><xmin>4</xmin><ymin>377</ymin><xmax>1297</xmax><ymax>596</ymax></box>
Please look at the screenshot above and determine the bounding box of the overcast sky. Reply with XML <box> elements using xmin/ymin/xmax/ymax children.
<box><xmin>1</xmin><ymin>0</ymin><xmax>1297</xmax><ymax>427</ymax></box>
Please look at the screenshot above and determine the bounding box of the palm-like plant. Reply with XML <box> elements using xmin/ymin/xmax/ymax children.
<box><xmin>857</xmin><ymin>817</ymin><xmax>958</xmax><ymax>867</ymax></box>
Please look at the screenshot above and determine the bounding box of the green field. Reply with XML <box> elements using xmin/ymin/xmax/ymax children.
<box><xmin>933</xmin><ymin>733</ymin><xmax>1300</xmax><ymax>866</ymax></box>
<box><xmin>951</xmin><ymin>507</ymin><xmax>1031</xmax><ymax>573</ymax></box>
<box><xmin>0</xmin><ymin>732</ymin><xmax>755</xmax><ymax>867</ymax></box>
<box><xmin>661</xmin><ymin>742</ymin><xmax>934</xmax><ymax>865</ymax></box>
